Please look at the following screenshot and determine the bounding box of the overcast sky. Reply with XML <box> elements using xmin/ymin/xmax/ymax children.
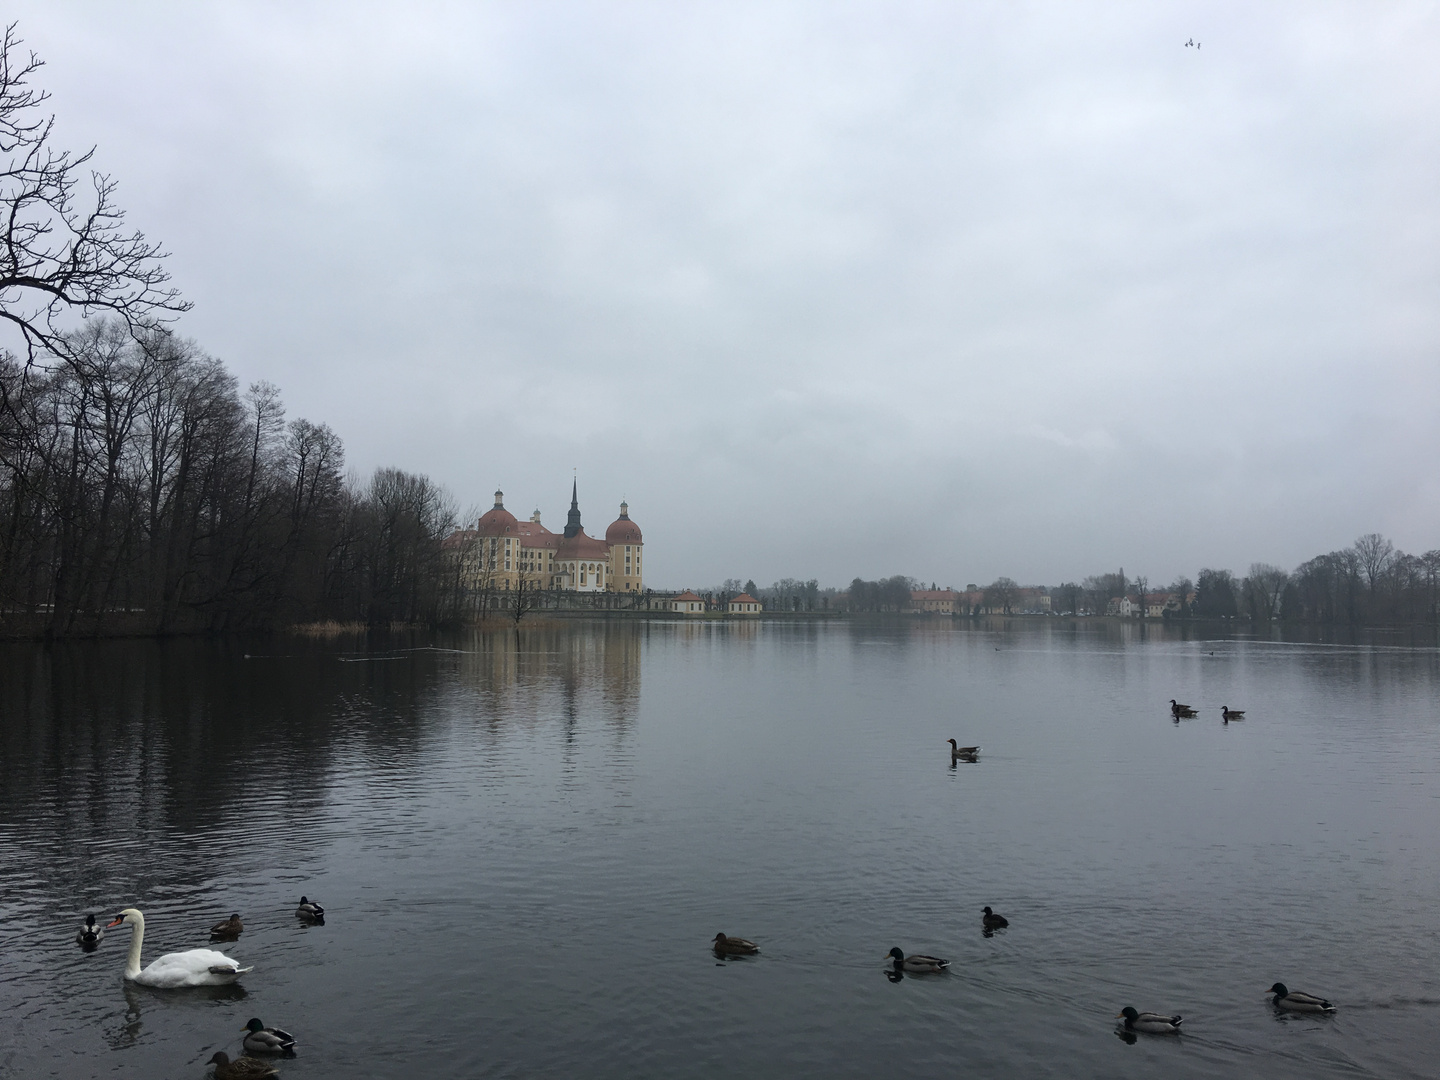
<box><xmin>10</xmin><ymin>2</ymin><xmax>1439</xmax><ymax>589</ymax></box>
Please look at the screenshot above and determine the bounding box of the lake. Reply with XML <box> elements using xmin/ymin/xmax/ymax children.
<box><xmin>2</xmin><ymin>618</ymin><xmax>1439</xmax><ymax>1079</ymax></box>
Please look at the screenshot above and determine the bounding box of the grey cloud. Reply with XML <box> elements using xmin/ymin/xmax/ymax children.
<box><xmin>11</xmin><ymin>0</ymin><xmax>1438</xmax><ymax>587</ymax></box>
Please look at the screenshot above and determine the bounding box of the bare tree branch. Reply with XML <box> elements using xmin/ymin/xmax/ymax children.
<box><xmin>0</xmin><ymin>22</ymin><xmax>189</xmax><ymax>386</ymax></box>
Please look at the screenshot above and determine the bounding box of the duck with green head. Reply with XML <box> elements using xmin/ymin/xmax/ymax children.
<box><xmin>1267</xmin><ymin>983</ymin><xmax>1335</xmax><ymax>1013</ymax></box>
<box><xmin>886</xmin><ymin>947</ymin><xmax>949</xmax><ymax>973</ymax></box>
<box><xmin>1116</xmin><ymin>1007</ymin><xmax>1182</xmax><ymax>1034</ymax></box>
<box><xmin>243</xmin><ymin>1017</ymin><xmax>296</xmax><ymax>1054</ymax></box>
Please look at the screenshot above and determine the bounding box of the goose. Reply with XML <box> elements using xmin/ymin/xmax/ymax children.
<box><xmin>295</xmin><ymin>896</ymin><xmax>325</xmax><ymax>921</ymax></box>
<box><xmin>207</xmin><ymin>1052</ymin><xmax>279</xmax><ymax>1079</ymax></box>
<box><xmin>947</xmin><ymin>739</ymin><xmax>980</xmax><ymax>761</ymax></box>
<box><xmin>76</xmin><ymin>914</ymin><xmax>103</xmax><ymax>949</ymax></box>
<box><xmin>981</xmin><ymin>906</ymin><xmax>1009</xmax><ymax>929</ymax></box>
<box><xmin>1116</xmin><ymin>1006</ymin><xmax>1182</xmax><ymax>1034</ymax></box>
<box><xmin>210</xmin><ymin>913</ymin><xmax>244</xmax><ymax>939</ymax></box>
<box><xmin>1169</xmin><ymin>699</ymin><xmax>1195</xmax><ymax>717</ymax></box>
<box><xmin>105</xmin><ymin>908</ymin><xmax>252</xmax><ymax>988</ymax></box>
<box><xmin>712</xmin><ymin>932</ymin><xmax>759</xmax><ymax>955</ymax></box>
<box><xmin>243</xmin><ymin>1017</ymin><xmax>297</xmax><ymax>1054</ymax></box>
<box><xmin>1267</xmin><ymin>983</ymin><xmax>1335</xmax><ymax>1013</ymax></box>
<box><xmin>886</xmin><ymin>947</ymin><xmax>949</xmax><ymax>973</ymax></box>
<box><xmin>1222</xmin><ymin>706</ymin><xmax>1245</xmax><ymax>721</ymax></box>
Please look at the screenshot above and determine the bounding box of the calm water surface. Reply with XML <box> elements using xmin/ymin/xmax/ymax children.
<box><xmin>2</xmin><ymin>619</ymin><xmax>1439</xmax><ymax>1079</ymax></box>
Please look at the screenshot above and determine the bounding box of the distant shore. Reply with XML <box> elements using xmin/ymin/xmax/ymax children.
<box><xmin>4</xmin><ymin>609</ymin><xmax>1437</xmax><ymax>642</ymax></box>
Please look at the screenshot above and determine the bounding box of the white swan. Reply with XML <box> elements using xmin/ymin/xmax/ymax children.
<box><xmin>105</xmin><ymin>908</ymin><xmax>252</xmax><ymax>987</ymax></box>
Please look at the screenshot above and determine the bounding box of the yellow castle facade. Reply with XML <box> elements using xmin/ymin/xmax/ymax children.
<box><xmin>443</xmin><ymin>483</ymin><xmax>644</xmax><ymax>593</ymax></box>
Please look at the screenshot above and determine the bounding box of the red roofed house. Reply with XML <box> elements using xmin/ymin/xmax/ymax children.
<box><xmin>728</xmin><ymin>592</ymin><xmax>760</xmax><ymax>614</ymax></box>
<box><xmin>672</xmin><ymin>590</ymin><xmax>706</xmax><ymax>614</ymax></box>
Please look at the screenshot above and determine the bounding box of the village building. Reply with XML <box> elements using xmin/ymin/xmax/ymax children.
<box><xmin>908</xmin><ymin>589</ymin><xmax>958</xmax><ymax>614</ymax></box>
<box><xmin>728</xmin><ymin>592</ymin><xmax>761</xmax><ymax>614</ymax></box>
<box><xmin>670</xmin><ymin>590</ymin><xmax>706</xmax><ymax>614</ymax></box>
<box><xmin>443</xmin><ymin>484</ymin><xmax>643</xmax><ymax>593</ymax></box>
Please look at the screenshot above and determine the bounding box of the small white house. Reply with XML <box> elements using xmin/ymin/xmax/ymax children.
<box><xmin>673</xmin><ymin>590</ymin><xmax>706</xmax><ymax>614</ymax></box>
<box><xmin>728</xmin><ymin>592</ymin><xmax>760</xmax><ymax>614</ymax></box>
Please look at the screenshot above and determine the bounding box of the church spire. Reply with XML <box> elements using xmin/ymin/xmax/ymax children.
<box><xmin>564</xmin><ymin>479</ymin><xmax>583</xmax><ymax>538</ymax></box>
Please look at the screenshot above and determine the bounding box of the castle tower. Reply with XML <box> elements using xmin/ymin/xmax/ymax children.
<box><xmin>564</xmin><ymin>479</ymin><xmax>583</xmax><ymax>539</ymax></box>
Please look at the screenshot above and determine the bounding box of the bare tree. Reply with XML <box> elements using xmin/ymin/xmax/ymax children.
<box><xmin>1353</xmin><ymin>533</ymin><xmax>1395</xmax><ymax>594</ymax></box>
<box><xmin>511</xmin><ymin>571</ymin><xmax>540</xmax><ymax>624</ymax></box>
<box><xmin>985</xmin><ymin>576</ymin><xmax>1018</xmax><ymax>615</ymax></box>
<box><xmin>1244</xmin><ymin>563</ymin><xmax>1289</xmax><ymax>621</ymax></box>
<box><xmin>1422</xmin><ymin>550</ymin><xmax>1440</xmax><ymax>625</ymax></box>
<box><xmin>0</xmin><ymin>24</ymin><xmax>188</xmax><ymax>380</ymax></box>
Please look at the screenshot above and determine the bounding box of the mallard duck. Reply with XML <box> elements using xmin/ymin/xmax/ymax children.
<box><xmin>76</xmin><ymin>913</ymin><xmax>103</xmax><ymax>948</ymax></box>
<box><xmin>712</xmin><ymin>932</ymin><xmax>759</xmax><ymax>955</ymax></box>
<box><xmin>947</xmin><ymin>739</ymin><xmax>980</xmax><ymax>761</ymax></box>
<box><xmin>210</xmin><ymin>913</ymin><xmax>244</xmax><ymax>938</ymax></box>
<box><xmin>886</xmin><ymin>947</ymin><xmax>949</xmax><ymax>973</ymax></box>
<box><xmin>207</xmin><ymin>1051</ymin><xmax>278</xmax><ymax>1079</ymax></box>
<box><xmin>243</xmin><ymin>1017</ymin><xmax>297</xmax><ymax>1053</ymax></box>
<box><xmin>295</xmin><ymin>896</ymin><xmax>325</xmax><ymax>921</ymax></box>
<box><xmin>1267</xmin><ymin>982</ymin><xmax>1335</xmax><ymax>1013</ymax></box>
<box><xmin>981</xmin><ymin>906</ymin><xmax>1008</xmax><ymax>929</ymax></box>
<box><xmin>1116</xmin><ymin>1006</ymin><xmax>1183</xmax><ymax>1033</ymax></box>
<box><xmin>1222</xmin><ymin>706</ymin><xmax>1245</xmax><ymax>721</ymax></box>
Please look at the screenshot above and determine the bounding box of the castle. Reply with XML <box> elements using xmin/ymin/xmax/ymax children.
<box><xmin>444</xmin><ymin>483</ymin><xmax>643</xmax><ymax>593</ymax></box>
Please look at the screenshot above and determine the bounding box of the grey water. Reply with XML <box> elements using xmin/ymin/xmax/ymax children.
<box><xmin>2</xmin><ymin>619</ymin><xmax>1439</xmax><ymax>1079</ymax></box>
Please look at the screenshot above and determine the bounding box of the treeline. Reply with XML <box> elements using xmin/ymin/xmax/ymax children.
<box><xmin>844</xmin><ymin>575</ymin><xmax>915</xmax><ymax>612</ymax></box>
<box><xmin>1193</xmin><ymin>535</ymin><xmax>1440</xmax><ymax>624</ymax></box>
<box><xmin>1050</xmin><ymin>533</ymin><xmax>1439</xmax><ymax>625</ymax></box>
<box><xmin>0</xmin><ymin>322</ymin><xmax>461</xmax><ymax>635</ymax></box>
<box><xmin>703</xmin><ymin>577</ymin><xmax>832</xmax><ymax>611</ymax></box>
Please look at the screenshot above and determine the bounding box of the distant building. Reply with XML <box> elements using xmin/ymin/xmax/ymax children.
<box><xmin>728</xmin><ymin>592</ymin><xmax>761</xmax><ymax>614</ymax></box>
<box><xmin>442</xmin><ymin>484</ymin><xmax>644</xmax><ymax>593</ymax></box>
<box><xmin>1014</xmin><ymin>587</ymin><xmax>1052</xmax><ymax>613</ymax></box>
<box><xmin>908</xmin><ymin>589</ymin><xmax>958</xmax><ymax>614</ymax></box>
<box><xmin>672</xmin><ymin>590</ymin><xmax>706</xmax><ymax>614</ymax></box>
<box><xmin>1144</xmin><ymin>592</ymin><xmax>1186</xmax><ymax>618</ymax></box>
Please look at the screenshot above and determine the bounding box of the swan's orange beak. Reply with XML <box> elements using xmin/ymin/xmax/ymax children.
<box><xmin>105</xmin><ymin>916</ymin><xmax>124</xmax><ymax>928</ymax></box>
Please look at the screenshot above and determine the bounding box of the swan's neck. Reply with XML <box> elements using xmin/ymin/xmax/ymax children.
<box><xmin>124</xmin><ymin>913</ymin><xmax>144</xmax><ymax>979</ymax></box>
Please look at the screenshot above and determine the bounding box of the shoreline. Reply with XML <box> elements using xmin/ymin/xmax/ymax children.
<box><xmin>3</xmin><ymin>609</ymin><xmax>1436</xmax><ymax>642</ymax></box>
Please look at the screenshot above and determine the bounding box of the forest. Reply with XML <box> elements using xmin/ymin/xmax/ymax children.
<box><xmin>0</xmin><ymin>325</ymin><xmax>462</xmax><ymax>636</ymax></box>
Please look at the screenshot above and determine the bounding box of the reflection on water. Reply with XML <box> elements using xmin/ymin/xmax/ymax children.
<box><xmin>2</xmin><ymin>618</ymin><xmax>1439</xmax><ymax>1080</ymax></box>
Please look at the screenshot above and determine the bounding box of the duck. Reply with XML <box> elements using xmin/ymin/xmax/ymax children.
<box><xmin>210</xmin><ymin>913</ymin><xmax>244</xmax><ymax>939</ymax></box>
<box><xmin>886</xmin><ymin>947</ymin><xmax>950</xmax><ymax>973</ymax></box>
<box><xmin>295</xmin><ymin>896</ymin><xmax>325</xmax><ymax>921</ymax></box>
<box><xmin>105</xmin><ymin>908</ymin><xmax>252</xmax><ymax>988</ymax></box>
<box><xmin>1169</xmin><ymin>699</ymin><xmax>1196</xmax><ymax>717</ymax></box>
<box><xmin>947</xmin><ymin>739</ymin><xmax>980</xmax><ymax>761</ymax></box>
<box><xmin>76</xmin><ymin>913</ymin><xmax>103</xmax><ymax>949</ymax></box>
<box><xmin>1222</xmin><ymin>706</ymin><xmax>1246</xmax><ymax>721</ymax></box>
<box><xmin>1116</xmin><ymin>1006</ymin><xmax>1182</xmax><ymax>1034</ymax></box>
<box><xmin>981</xmin><ymin>906</ymin><xmax>1009</xmax><ymax>929</ymax></box>
<box><xmin>207</xmin><ymin>1052</ymin><xmax>279</xmax><ymax>1079</ymax></box>
<box><xmin>1267</xmin><ymin>982</ymin><xmax>1335</xmax><ymax>1013</ymax></box>
<box><xmin>243</xmin><ymin>1017</ymin><xmax>297</xmax><ymax>1054</ymax></box>
<box><xmin>712</xmin><ymin>932</ymin><xmax>759</xmax><ymax>955</ymax></box>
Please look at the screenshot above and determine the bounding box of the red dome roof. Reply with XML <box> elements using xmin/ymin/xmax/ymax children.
<box><xmin>476</xmin><ymin>505</ymin><xmax>518</xmax><ymax>535</ymax></box>
<box><xmin>605</xmin><ymin>501</ymin><xmax>642</xmax><ymax>544</ymax></box>
<box><xmin>606</xmin><ymin>518</ymin><xmax>642</xmax><ymax>544</ymax></box>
